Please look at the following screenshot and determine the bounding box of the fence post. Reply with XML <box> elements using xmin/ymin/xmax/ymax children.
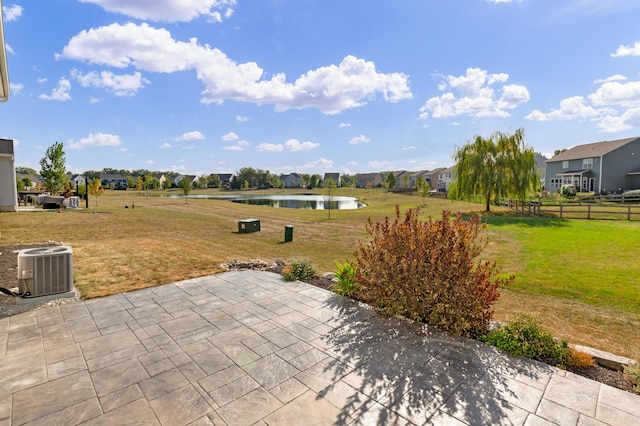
<box><xmin>628</xmin><ymin>205</ymin><xmax>631</xmax><ymax>221</ymax></box>
<box><xmin>587</xmin><ymin>204</ymin><xmax>591</xmax><ymax>220</ymax></box>
<box><xmin>559</xmin><ymin>202</ymin><xmax>563</xmax><ymax>219</ymax></box>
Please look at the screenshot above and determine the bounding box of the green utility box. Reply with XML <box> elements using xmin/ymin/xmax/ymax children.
<box><xmin>284</xmin><ymin>225</ymin><xmax>294</xmax><ymax>242</ymax></box>
<box><xmin>238</xmin><ymin>219</ymin><xmax>260</xmax><ymax>233</ymax></box>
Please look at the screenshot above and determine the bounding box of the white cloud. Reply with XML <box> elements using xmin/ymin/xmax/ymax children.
<box><xmin>525</xmin><ymin>77</ymin><xmax>640</xmax><ymax>132</ymax></box>
<box><xmin>419</xmin><ymin>68</ymin><xmax>529</xmax><ymax>119</ymax></box>
<box><xmin>593</xmin><ymin>74</ymin><xmax>627</xmax><ymax>84</ymax></box>
<box><xmin>349</xmin><ymin>134</ymin><xmax>370</xmax><ymax>144</ymax></box>
<box><xmin>67</xmin><ymin>132</ymin><xmax>122</xmax><ymax>149</ymax></box>
<box><xmin>589</xmin><ymin>80</ymin><xmax>640</xmax><ymax>108</ymax></box>
<box><xmin>284</xmin><ymin>139</ymin><xmax>319</xmax><ymax>151</ymax></box>
<box><xmin>339</xmin><ymin>122</ymin><xmax>351</xmax><ymax>128</ymax></box>
<box><xmin>78</xmin><ymin>0</ymin><xmax>236</xmax><ymax>23</ymax></box>
<box><xmin>3</xmin><ymin>4</ymin><xmax>23</xmax><ymax>21</ymax></box>
<box><xmin>9</xmin><ymin>82</ymin><xmax>23</xmax><ymax>95</ymax></box>
<box><xmin>6</xmin><ymin>44</ymin><xmax>14</xmax><ymax>55</ymax></box>
<box><xmin>235</xmin><ymin>115</ymin><xmax>248</xmax><ymax>123</ymax></box>
<box><xmin>597</xmin><ymin>108</ymin><xmax>640</xmax><ymax>132</ymax></box>
<box><xmin>256</xmin><ymin>139</ymin><xmax>319</xmax><ymax>152</ymax></box>
<box><xmin>221</xmin><ymin>131</ymin><xmax>239</xmax><ymax>141</ymax></box>
<box><xmin>224</xmin><ymin>140</ymin><xmax>249</xmax><ymax>151</ymax></box>
<box><xmin>486</xmin><ymin>0</ymin><xmax>521</xmax><ymax>3</ymax></box>
<box><xmin>145</xmin><ymin>160</ymin><xmax>154</xmax><ymax>165</ymax></box>
<box><xmin>611</xmin><ymin>41</ymin><xmax>640</xmax><ymax>57</ymax></box>
<box><xmin>57</xmin><ymin>23</ymin><xmax>412</xmax><ymax>114</ymax></box>
<box><xmin>303</xmin><ymin>157</ymin><xmax>334</xmax><ymax>170</ymax></box>
<box><xmin>257</xmin><ymin>143</ymin><xmax>283</xmax><ymax>152</ymax></box>
<box><xmin>525</xmin><ymin>96</ymin><xmax>600</xmax><ymax>121</ymax></box>
<box><xmin>37</xmin><ymin>78</ymin><xmax>48</xmax><ymax>84</ymax></box>
<box><xmin>401</xmin><ymin>146</ymin><xmax>416</xmax><ymax>151</ymax></box>
<box><xmin>170</xmin><ymin>164</ymin><xmax>186</xmax><ymax>171</ymax></box>
<box><xmin>368</xmin><ymin>160</ymin><xmax>391</xmax><ymax>169</ymax></box>
<box><xmin>39</xmin><ymin>78</ymin><xmax>72</xmax><ymax>101</ymax></box>
<box><xmin>70</xmin><ymin>69</ymin><xmax>149</xmax><ymax>96</ymax></box>
<box><xmin>89</xmin><ymin>97</ymin><xmax>102</xmax><ymax>104</ymax></box>
<box><xmin>160</xmin><ymin>142</ymin><xmax>172</xmax><ymax>148</ymax></box>
<box><xmin>176</xmin><ymin>130</ymin><xmax>205</xmax><ymax>141</ymax></box>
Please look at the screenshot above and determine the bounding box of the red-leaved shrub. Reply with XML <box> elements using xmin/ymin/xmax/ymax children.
<box><xmin>354</xmin><ymin>207</ymin><xmax>512</xmax><ymax>338</ymax></box>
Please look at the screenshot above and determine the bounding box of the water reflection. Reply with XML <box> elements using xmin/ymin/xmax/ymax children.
<box><xmin>166</xmin><ymin>194</ymin><xmax>363</xmax><ymax>210</ymax></box>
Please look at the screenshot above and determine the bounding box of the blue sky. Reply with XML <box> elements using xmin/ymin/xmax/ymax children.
<box><xmin>3</xmin><ymin>0</ymin><xmax>640</xmax><ymax>177</ymax></box>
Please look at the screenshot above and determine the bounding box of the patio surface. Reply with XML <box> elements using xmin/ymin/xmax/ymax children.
<box><xmin>1</xmin><ymin>270</ymin><xmax>639</xmax><ymax>425</ymax></box>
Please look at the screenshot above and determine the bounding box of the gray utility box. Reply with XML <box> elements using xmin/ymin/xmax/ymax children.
<box><xmin>238</xmin><ymin>219</ymin><xmax>260</xmax><ymax>233</ymax></box>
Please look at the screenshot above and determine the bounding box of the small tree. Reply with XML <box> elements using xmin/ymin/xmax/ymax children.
<box><xmin>323</xmin><ymin>178</ymin><xmax>337</xmax><ymax>220</ymax></box>
<box><xmin>386</xmin><ymin>172</ymin><xmax>396</xmax><ymax>191</ymax></box>
<box><xmin>402</xmin><ymin>174</ymin><xmax>410</xmax><ymax>192</ymax></box>
<box><xmin>416</xmin><ymin>177</ymin><xmax>431</xmax><ymax>205</ymax></box>
<box><xmin>88</xmin><ymin>178</ymin><xmax>104</xmax><ymax>206</ymax></box>
<box><xmin>178</xmin><ymin>176</ymin><xmax>192</xmax><ymax>203</ymax></box>
<box><xmin>39</xmin><ymin>141</ymin><xmax>68</xmax><ymax>195</ymax></box>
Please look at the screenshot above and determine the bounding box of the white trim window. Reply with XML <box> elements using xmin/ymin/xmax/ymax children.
<box><xmin>582</xmin><ymin>158</ymin><xmax>593</xmax><ymax>169</ymax></box>
<box><xmin>550</xmin><ymin>178</ymin><xmax>561</xmax><ymax>189</ymax></box>
<box><xmin>562</xmin><ymin>161</ymin><xmax>569</xmax><ymax>169</ymax></box>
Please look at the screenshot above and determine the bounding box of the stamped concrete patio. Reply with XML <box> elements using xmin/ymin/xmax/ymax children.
<box><xmin>1</xmin><ymin>270</ymin><xmax>639</xmax><ymax>425</ymax></box>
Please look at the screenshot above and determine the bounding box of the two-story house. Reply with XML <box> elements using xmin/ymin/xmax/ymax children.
<box><xmin>545</xmin><ymin>137</ymin><xmax>640</xmax><ymax>194</ymax></box>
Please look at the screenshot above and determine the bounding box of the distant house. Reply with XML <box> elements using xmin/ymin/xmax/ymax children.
<box><xmin>16</xmin><ymin>173</ymin><xmax>40</xmax><ymax>190</ymax></box>
<box><xmin>545</xmin><ymin>136</ymin><xmax>640</xmax><ymax>193</ymax></box>
<box><xmin>437</xmin><ymin>166</ymin><xmax>456</xmax><ymax>192</ymax></box>
<box><xmin>424</xmin><ymin>167</ymin><xmax>445</xmax><ymax>190</ymax></box>
<box><xmin>217</xmin><ymin>173</ymin><xmax>233</xmax><ymax>188</ymax></box>
<box><xmin>151</xmin><ymin>173</ymin><xmax>166</xmax><ymax>188</ymax></box>
<box><xmin>410</xmin><ymin>170</ymin><xmax>433</xmax><ymax>189</ymax></box>
<box><xmin>323</xmin><ymin>172</ymin><xmax>341</xmax><ymax>186</ymax></box>
<box><xmin>280</xmin><ymin>173</ymin><xmax>302</xmax><ymax>188</ymax></box>
<box><xmin>100</xmin><ymin>174</ymin><xmax>128</xmax><ymax>190</ymax></box>
<box><xmin>356</xmin><ymin>173</ymin><xmax>384</xmax><ymax>188</ymax></box>
<box><xmin>71</xmin><ymin>174</ymin><xmax>86</xmax><ymax>189</ymax></box>
<box><xmin>535</xmin><ymin>153</ymin><xmax>548</xmax><ymax>189</ymax></box>
<box><xmin>174</xmin><ymin>175</ymin><xmax>197</xmax><ymax>187</ymax></box>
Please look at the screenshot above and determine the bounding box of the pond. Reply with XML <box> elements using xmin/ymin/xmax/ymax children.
<box><xmin>166</xmin><ymin>194</ymin><xmax>364</xmax><ymax>210</ymax></box>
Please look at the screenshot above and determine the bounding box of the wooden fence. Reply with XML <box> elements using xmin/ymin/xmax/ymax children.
<box><xmin>499</xmin><ymin>198</ymin><xmax>640</xmax><ymax>221</ymax></box>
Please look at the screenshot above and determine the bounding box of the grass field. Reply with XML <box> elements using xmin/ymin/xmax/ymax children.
<box><xmin>2</xmin><ymin>187</ymin><xmax>639</xmax><ymax>358</ymax></box>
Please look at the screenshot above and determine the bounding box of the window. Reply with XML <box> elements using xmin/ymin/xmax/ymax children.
<box><xmin>550</xmin><ymin>178</ymin><xmax>561</xmax><ymax>190</ymax></box>
<box><xmin>562</xmin><ymin>161</ymin><xmax>569</xmax><ymax>169</ymax></box>
<box><xmin>583</xmin><ymin>158</ymin><xmax>593</xmax><ymax>169</ymax></box>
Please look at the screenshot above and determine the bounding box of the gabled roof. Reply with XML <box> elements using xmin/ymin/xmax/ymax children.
<box><xmin>324</xmin><ymin>172</ymin><xmax>340</xmax><ymax>181</ymax></box>
<box><xmin>548</xmin><ymin>137</ymin><xmax>640</xmax><ymax>162</ymax></box>
<box><xmin>101</xmin><ymin>173</ymin><xmax>127</xmax><ymax>180</ymax></box>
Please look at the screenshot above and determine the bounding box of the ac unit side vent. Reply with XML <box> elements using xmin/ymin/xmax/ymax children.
<box><xmin>17</xmin><ymin>246</ymin><xmax>73</xmax><ymax>297</ymax></box>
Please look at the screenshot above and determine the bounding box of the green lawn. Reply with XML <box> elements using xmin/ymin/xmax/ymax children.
<box><xmin>484</xmin><ymin>216</ymin><xmax>640</xmax><ymax>315</ymax></box>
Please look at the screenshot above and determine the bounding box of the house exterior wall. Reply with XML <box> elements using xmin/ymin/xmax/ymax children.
<box><xmin>0</xmin><ymin>139</ymin><xmax>17</xmax><ymax>211</ymax></box>
<box><xmin>601</xmin><ymin>140</ymin><xmax>640</xmax><ymax>192</ymax></box>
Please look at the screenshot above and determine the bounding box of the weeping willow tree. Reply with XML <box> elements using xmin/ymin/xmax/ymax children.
<box><xmin>449</xmin><ymin>128</ymin><xmax>538</xmax><ymax>212</ymax></box>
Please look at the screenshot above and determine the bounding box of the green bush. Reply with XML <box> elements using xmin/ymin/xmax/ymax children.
<box><xmin>481</xmin><ymin>314</ymin><xmax>569</xmax><ymax>365</ymax></box>
<box><xmin>561</xmin><ymin>184</ymin><xmax>576</xmax><ymax>197</ymax></box>
<box><xmin>354</xmin><ymin>207</ymin><xmax>512</xmax><ymax>338</ymax></box>
<box><xmin>282</xmin><ymin>257</ymin><xmax>317</xmax><ymax>282</ymax></box>
<box><xmin>332</xmin><ymin>260</ymin><xmax>360</xmax><ymax>297</ymax></box>
<box><xmin>624</xmin><ymin>359</ymin><xmax>640</xmax><ymax>394</ymax></box>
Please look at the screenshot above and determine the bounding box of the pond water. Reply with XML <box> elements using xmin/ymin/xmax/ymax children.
<box><xmin>166</xmin><ymin>194</ymin><xmax>364</xmax><ymax>210</ymax></box>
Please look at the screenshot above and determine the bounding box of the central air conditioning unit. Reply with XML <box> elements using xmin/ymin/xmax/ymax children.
<box><xmin>17</xmin><ymin>246</ymin><xmax>73</xmax><ymax>297</ymax></box>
